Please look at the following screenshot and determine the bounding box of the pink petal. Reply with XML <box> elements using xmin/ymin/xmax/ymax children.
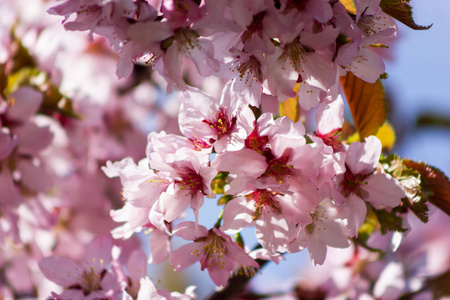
<box><xmin>169</xmin><ymin>243</ymin><xmax>202</xmax><ymax>271</ymax></box>
<box><xmin>148</xmin><ymin>230</ymin><xmax>171</xmax><ymax>264</ymax></box>
<box><xmin>363</xmin><ymin>173</ymin><xmax>404</xmax><ymax>207</ymax></box>
<box><xmin>7</xmin><ymin>87</ymin><xmax>43</xmax><ymax>122</ymax></box>
<box><xmin>172</xmin><ymin>221</ymin><xmax>208</xmax><ymax>240</ymax></box>
<box><xmin>212</xmin><ymin>148</ymin><xmax>267</xmax><ymax>177</ymax></box>
<box><xmin>127</xmin><ymin>250</ymin><xmax>147</xmax><ymax>281</ymax></box>
<box><xmin>15</xmin><ymin>123</ymin><xmax>53</xmax><ymax>155</ymax></box>
<box><xmin>346</xmin><ymin>136</ymin><xmax>381</xmax><ymax>175</ymax></box>
<box><xmin>38</xmin><ymin>257</ymin><xmax>80</xmax><ymax>287</ymax></box>
<box><xmin>308</xmin><ymin>237</ymin><xmax>327</xmax><ymax>265</ymax></box>
<box><xmin>0</xmin><ymin>130</ymin><xmax>15</xmax><ymax>160</ymax></box>
<box><xmin>220</xmin><ymin>197</ymin><xmax>255</xmax><ymax>234</ymax></box>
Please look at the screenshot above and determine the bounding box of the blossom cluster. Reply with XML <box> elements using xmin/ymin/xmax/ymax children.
<box><xmin>48</xmin><ymin>0</ymin><xmax>396</xmax><ymax>107</ymax></box>
<box><xmin>0</xmin><ymin>0</ymin><xmax>448</xmax><ymax>299</ymax></box>
<box><xmin>104</xmin><ymin>79</ymin><xmax>405</xmax><ymax>288</ymax></box>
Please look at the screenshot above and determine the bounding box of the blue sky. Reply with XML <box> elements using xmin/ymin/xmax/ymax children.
<box><xmin>385</xmin><ymin>0</ymin><xmax>450</xmax><ymax>176</ymax></box>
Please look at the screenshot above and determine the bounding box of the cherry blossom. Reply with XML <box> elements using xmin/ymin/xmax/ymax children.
<box><xmin>38</xmin><ymin>236</ymin><xmax>123</xmax><ymax>299</ymax></box>
<box><xmin>170</xmin><ymin>222</ymin><xmax>259</xmax><ymax>287</ymax></box>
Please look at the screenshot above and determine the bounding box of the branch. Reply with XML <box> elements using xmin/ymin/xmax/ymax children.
<box><xmin>206</xmin><ymin>258</ymin><xmax>270</xmax><ymax>300</ymax></box>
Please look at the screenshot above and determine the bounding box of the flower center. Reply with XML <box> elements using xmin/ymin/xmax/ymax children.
<box><xmin>249</xmin><ymin>189</ymin><xmax>281</xmax><ymax>218</ymax></box>
<box><xmin>281</xmin><ymin>38</ymin><xmax>309</xmax><ymax>72</ymax></box>
<box><xmin>174</xmin><ymin>28</ymin><xmax>200</xmax><ymax>52</ymax></box>
<box><xmin>230</xmin><ymin>55</ymin><xmax>262</xmax><ymax>86</ymax></box>
<box><xmin>357</xmin><ymin>15</ymin><xmax>382</xmax><ymax>36</ymax></box>
<box><xmin>77</xmin><ymin>266</ymin><xmax>104</xmax><ymax>294</ymax></box>
<box><xmin>245</xmin><ymin>126</ymin><xmax>269</xmax><ymax>154</ymax></box>
<box><xmin>177</xmin><ymin>168</ymin><xmax>204</xmax><ymax>197</ymax></box>
<box><xmin>194</xmin><ymin>231</ymin><xmax>227</xmax><ymax>271</ymax></box>
<box><xmin>263</xmin><ymin>155</ymin><xmax>294</xmax><ymax>182</ymax></box>
<box><xmin>202</xmin><ymin>106</ymin><xmax>237</xmax><ymax>141</ymax></box>
<box><xmin>339</xmin><ymin>167</ymin><xmax>369</xmax><ymax>198</ymax></box>
<box><xmin>241</xmin><ymin>11</ymin><xmax>266</xmax><ymax>44</ymax></box>
<box><xmin>315</xmin><ymin>129</ymin><xmax>344</xmax><ymax>152</ymax></box>
<box><xmin>188</xmin><ymin>136</ymin><xmax>212</xmax><ymax>151</ymax></box>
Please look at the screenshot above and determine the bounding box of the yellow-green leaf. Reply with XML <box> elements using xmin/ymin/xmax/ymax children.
<box><xmin>40</xmin><ymin>80</ymin><xmax>81</xmax><ymax>119</ymax></box>
<box><xmin>403</xmin><ymin>160</ymin><xmax>450</xmax><ymax>217</ymax></box>
<box><xmin>279</xmin><ymin>83</ymin><xmax>300</xmax><ymax>122</ymax></box>
<box><xmin>6</xmin><ymin>67</ymin><xmax>41</xmax><ymax>95</ymax></box>
<box><xmin>8</xmin><ymin>32</ymin><xmax>37</xmax><ymax>74</ymax></box>
<box><xmin>380</xmin><ymin>0</ymin><xmax>432</xmax><ymax>30</ymax></box>
<box><xmin>211</xmin><ymin>172</ymin><xmax>228</xmax><ymax>195</ymax></box>
<box><xmin>380</xmin><ymin>154</ymin><xmax>428</xmax><ymax>223</ymax></box>
<box><xmin>340</xmin><ymin>72</ymin><xmax>387</xmax><ymax>141</ymax></box>
<box><xmin>339</xmin><ymin>0</ymin><xmax>356</xmax><ymax>15</ymax></box>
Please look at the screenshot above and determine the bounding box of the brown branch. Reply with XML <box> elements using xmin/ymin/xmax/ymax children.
<box><xmin>206</xmin><ymin>258</ymin><xmax>270</xmax><ymax>300</ymax></box>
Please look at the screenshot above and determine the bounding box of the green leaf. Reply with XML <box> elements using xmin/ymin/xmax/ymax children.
<box><xmin>340</xmin><ymin>72</ymin><xmax>387</xmax><ymax>141</ymax></box>
<box><xmin>6</xmin><ymin>67</ymin><xmax>41</xmax><ymax>95</ymax></box>
<box><xmin>6</xmin><ymin>68</ymin><xmax>81</xmax><ymax>119</ymax></box>
<box><xmin>211</xmin><ymin>172</ymin><xmax>229</xmax><ymax>195</ymax></box>
<box><xmin>371</xmin><ymin>205</ymin><xmax>408</xmax><ymax>235</ymax></box>
<box><xmin>235</xmin><ymin>232</ymin><xmax>245</xmax><ymax>249</ymax></box>
<box><xmin>40</xmin><ymin>79</ymin><xmax>81</xmax><ymax>119</ymax></box>
<box><xmin>380</xmin><ymin>155</ymin><xmax>429</xmax><ymax>223</ymax></box>
<box><xmin>404</xmin><ymin>160</ymin><xmax>450</xmax><ymax>217</ymax></box>
<box><xmin>8</xmin><ymin>32</ymin><xmax>37</xmax><ymax>74</ymax></box>
<box><xmin>380</xmin><ymin>0</ymin><xmax>432</xmax><ymax>30</ymax></box>
<box><xmin>218</xmin><ymin>195</ymin><xmax>233</xmax><ymax>206</ymax></box>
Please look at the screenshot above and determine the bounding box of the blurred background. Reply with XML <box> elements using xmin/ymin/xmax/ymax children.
<box><xmin>2</xmin><ymin>0</ymin><xmax>448</xmax><ymax>298</ymax></box>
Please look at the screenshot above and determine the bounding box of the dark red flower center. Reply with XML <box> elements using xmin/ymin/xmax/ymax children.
<box><xmin>245</xmin><ymin>127</ymin><xmax>269</xmax><ymax>154</ymax></box>
<box><xmin>202</xmin><ymin>106</ymin><xmax>237</xmax><ymax>141</ymax></box>
<box><xmin>339</xmin><ymin>167</ymin><xmax>369</xmax><ymax>198</ymax></box>
<box><xmin>316</xmin><ymin>128</ymin><xmax>344</xmax><ymax>152</ymax></box>
<box><xmin>177</xmin><ymin>168</ymin><xmax>204</xmax><ymax>197</ymax></box>
<box><xmin>263</xmin><ymin>155</ymin><xmax>295</xmax><ymax>182</ymax></box>
<box><xmin>249</xmin><ymin>189</ymin><xmax>281</xmax><ymax>219</ymax></box>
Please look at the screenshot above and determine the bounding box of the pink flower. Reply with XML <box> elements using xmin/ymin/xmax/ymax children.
<box><xmin>221</xmin><ymin>177</ymin><xmax>311</xmax><ymax>254</ymax></box>
<box><xmin>289</xmin><ymin>197</ymin><xmax>351</xmax><ymax>265</ymax></box>
<box><xmin>149</xmin><ymin>146</ymin><xmax>217</xmax><ymax>225</ymax></box>
<box><xmin>169</xmin><ymin>222</ymin><xmax>259</xmax><ymax>287</ymax></box>
<box><xmin>332</xmin><ymin>136</ymin><xmax>405</xmax><ymax>233</ymax></box>
<box><xmin>178</xmin><ymin>82</ymin><xmax>254</xmax><ymax>153</ymax></box>
<box><xmin>38</xmin><ymin>236</ymin><xmax>123</xmax><ymax>299</ymax></box>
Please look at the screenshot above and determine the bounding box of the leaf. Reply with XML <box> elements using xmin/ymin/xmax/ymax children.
<box><xmin>6</xmin><ymin>67</ymin><xmax>41</xmax><ymax>95</ymax></box>
<box><xmin>339</xmin><ymin>0</ymin><xmax>356</xmax><ymax>15</ymax></box>
<box><xmin>211</xmin><ymin>172</ymin><xmax>229</xmax><ymax>195</ymax></box>
<box><xmin>279</xmin><ymin>83</ymin><xmax>300</xmax><ymax>122</ymax></box>
<box><xmin>8</xmin><ymin>32</ymin><xmax>37</xmax><ymax>74</ymax></box>
<box><xmin>217</xmin><ymin>195</ymin><xmax>233</xmax><ymax>206</ymax></box>
<box><xmin>340</xmin><ymin>72</ymin><xmax>387</xmax><ymax>141</ymax></box>
<box><xmin>380</xmin><ymin>0</ymin><xmax>432</xmax><ymax>30</ymax></box>
<box><xmin>403</xmin><ymin>160</ymin><xmax>450</xmax><ymax>216</ymax></box>
<box><xmin>6</xmin><ymin>67</ymin><xmax>81</xmax><ymax>119</ymax></box>
<box><xmin>371</xmin><ymin>206</ymin><xmax>408</xmax><ymax>235</ymax></box>
<box><xmin>380</xmin><ymin>155</ymin><xmax>428</xmax><ymax>223</ymax></box>
<box><xmin>40</xmin><ymin>79</ymin><xmax>81</xmax><ymax>119</ymax></box>
<box><xmin>347</xmin><ymin>121</ymin><xmax>396</xmax><ymax>150</ymax></box>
